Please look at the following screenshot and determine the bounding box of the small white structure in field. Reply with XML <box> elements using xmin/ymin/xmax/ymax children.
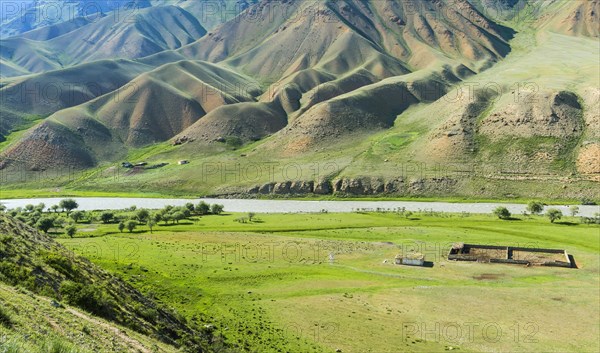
<box><xmin>395</xmin><ymin>253</ymin><xmax>425</xmax><ymax>266</ymax></box>
<box><xmin>178</xmin><ymin>160</ymin><xmax>190</xmax><ymax>165</ymax></box>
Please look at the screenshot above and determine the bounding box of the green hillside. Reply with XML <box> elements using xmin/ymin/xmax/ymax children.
<box><xmin>0</xmin><ymin>214</ymin><xmax>231</xmax><ymax>352</ymax></box>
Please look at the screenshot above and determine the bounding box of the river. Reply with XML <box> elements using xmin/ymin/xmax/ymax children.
<box><xmin>0</xmin><ymin>197</ymin><xmax>598</xmax><ymax>217</ymax></box>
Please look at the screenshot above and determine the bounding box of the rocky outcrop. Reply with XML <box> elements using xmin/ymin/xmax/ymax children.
<box><xmin>333</xmin><ymin>177</ymin><xmax>385</xmax><ymax>194</ymax></box>
<box><xmin>314</xmin><ymin>179</ymin><xmax>333</xmax><ymax>194</ymax></box>
<box><xmin>246</xmin><ymin>177</ymin><xmax>458</xmax><ymax>196</ymax></box>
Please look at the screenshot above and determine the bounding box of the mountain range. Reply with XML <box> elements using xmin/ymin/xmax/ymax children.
<box><xmin>0</xmin><ymin>0</ymin><xmax>598</xmax><ymax>200</ymax></box>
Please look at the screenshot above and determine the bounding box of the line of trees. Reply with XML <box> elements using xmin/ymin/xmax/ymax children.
<box><xmin>493</xmin><ymin>201</ymin><xmax>598</xmax><ymax>224</ymax></box>
<box><xmin>115</xmin><ymin>202</ymin><xmax>225</xmax><ymax>233</ymax></box>
<box><xmin>0</xmin><ymin>199</ymin><xmax>81</xmax><ymax>237</ymax></box>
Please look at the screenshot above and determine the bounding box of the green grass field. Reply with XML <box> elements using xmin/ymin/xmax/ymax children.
<box><xmin>58</xmin><ymin>212</ymin><xmax>600</xmax><ymax>353</ymax></box>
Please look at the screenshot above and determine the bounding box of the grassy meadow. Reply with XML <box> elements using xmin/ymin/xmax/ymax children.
<box><xmin>58</xmin><ymin>211</ymin><xmax>600</xmax><ymax>353</ymax></box>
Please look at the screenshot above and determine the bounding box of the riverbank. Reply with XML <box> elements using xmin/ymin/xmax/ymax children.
<box><xmin>0</xmin><ymin>188</ymin><xmax>595</xmax><ymax>206</ymax></box>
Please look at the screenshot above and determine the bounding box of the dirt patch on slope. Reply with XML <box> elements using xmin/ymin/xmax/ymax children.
<box><xmin>547</xmin><ymin>0</ymin><xmax>599</xmax><ymax>38</ymax></box>
<box><xmin>0</xmin><ymin>120</ymin><xmax>95</xmax><ymax>170</ymax></box>
<box><xmin>577</xmin><ymin>143</ymin><xmax>600</xmax><ymax>174</ymax></box>
<box><xmin>473</xmin><ymin>273</ymin><xmax>505</xmax><ymax>281</ymax></box>
<box><xmin>479</xmin><ymin>90</ymin><xmax>584</xmax><ymax>140</ymax></box>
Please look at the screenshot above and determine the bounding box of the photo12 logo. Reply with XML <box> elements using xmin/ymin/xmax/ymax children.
<box><xmin>402</xmin><ymin>321</ymin><xmax>539</xmax><ymax>344</ymax></box>
<box><xmin>201</xmin><ymin>161</ymin><xmax>340</xmax><ymax>183</ymax></box>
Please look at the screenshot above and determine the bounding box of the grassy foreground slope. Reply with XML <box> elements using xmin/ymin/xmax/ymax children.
<box><xmin>0</xmin><ymin>215</ymin><xmax>233</xmax><ymax>352</ymax></box>
<box><xmin>0</xmin><ymin>284</ymin><xmax>179</xmax><ymax>353</ymax></box>
<box><xmin>60</xmin><ymin>211</ymin><xmax>600</xmax><ymax>353</ymax></box>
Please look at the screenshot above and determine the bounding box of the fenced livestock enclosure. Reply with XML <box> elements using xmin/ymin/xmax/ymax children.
<box><xmin>448</xmin><ymin>243</ymin><xmax>575</xmax><ymax>268</ymax></box>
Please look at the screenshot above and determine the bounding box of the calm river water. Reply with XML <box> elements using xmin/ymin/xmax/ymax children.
<box><xmin>1</xmin><ymin>198</ymin><xmax>598</xmax><ymax>217</ymax></box>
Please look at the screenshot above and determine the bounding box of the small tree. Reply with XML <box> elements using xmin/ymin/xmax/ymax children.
<box><xmin>126</xmin><ymin>220</ymin><xmax>137</xmax><ymax>233</ymax></box>
<box><xmin>50</xmin><ymin>205</ymin><xmax>59</xmax><ymax>213</ymax></box>
<box><xmin>152</xmin><ymin>213</ymin><xmax>162</xmax><ymax>224</ymax></box>
<box><xmin>248</xmin><ymin>212</ymin><xmax>256</xmax><ymax>222</ymax></box>
<box><xmin>148</xmin><ymin>219</ymin><xmax>156</xmax><ymax>234</ymax></box>
<box><xmin>29</xmin><ymin>211</ymin><xmax>42</xmax><ymax>224</ymax></box>
<box><xmin>53</xmin><ymin>217</ymin><xmax>66</xmax><ymax>228</ymax></box>
<box><xmin>65</xmin><ymin>225</ymin><xmax>77</xmax><ymax>238</ymax></box>
<box><xmin>172</xmin><ymin>211</ymin><xmax>185</xmax><ymax>224</ymax></box>
<box><xmin>526</xmin><ymin>201</ymin><xmax>544</xmax><ymax>215</ymax></box>
<box><xmin>162</xmin><ymin>214</ymin><xmax>172</xmax><ymax>225</ymax></box>
<box><xmin>185</xmin><ymin>203</ymin><xmax>195</xmax><ymax>213</ymax></box>
<box><xmin>493</xmin><ymin>206</ymin><xmax>511</xmax><ymax>220</ymax></box>
<box><xmin>196</xmin><ymin>202</ymin><xmax>210</xmax><ymax>215</ymax></box>
<box><xmin>118</xmin><ymin>221</ymin><xmax>125</xmax><ymax>233</ymax></box>
<box><xmin>70</xmin><ymin>211</ymin><xmax>84</xmax><ymax>223</ymax></box>
<box><xmin>546</xmin><ymin>208</ymin><xmax>563</xmax><ymax>223</ymax></box>
<box><xmin>59</xmin><ymin>199</ymin><xmax>79</xmax><ymax>215</ymax></box>
<box><xmin>36</xmin><ymin>217</ymin><xmax>55</xmax><ymax>233</ymax></box>
<box><xmin>176</xmin><ymin>206</ymin><xmax>191</xmax><ymax>218</ymax></box>
<box><xmin>569</xmin><ymin>206</ymin><xmax>580</xmax><ymax>217</ymax></box>
<box><xmin>35</xmin><ymin>203</ymin><xmax>45</xmax><ymax>213</ymax></box>
<box><xmin>100</xmin><ymin>212</ymin><xmax>114</xmax><ymax>224</ymax></box>
<box><xmin>25</xmin><ymin>204</ymin><xmax>34</xmax><ymax>212</ymax></box>
<box><xmin>0</xmin><ymin>205</ymin><xmax>6</xmax><ymax>212</ymax></box>
<box><xmin>211</xmin><ymin>204</ymin><xmax>224</xmax><ymax>215</ymax></box>
<box><xmin>135</xmin><ymin>209</ymin><xmax>150</xmax><ymax>224</ymax></box>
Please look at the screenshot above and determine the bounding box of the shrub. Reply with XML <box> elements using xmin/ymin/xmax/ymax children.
<box><xmin>65</xmin><ymin>225</ymin><xmax>77</xmax><ymax>238</ymax></box>
<box><xmin>134</xmin><ymin>303</ymin><xmax>158</xmax><ymax>324</ymax></box>
<box><xmin>526</xmin><ymin>201</ymin><xmax>544</xmax><ymax>215</ymax></box>
<box><xmin>211</xmin><ymin>204</ymin><xmax>224</xmax><ymax>215</ymax></box>
<box><xmin>36</xmin><ymin>217</ymin><xmax>55</xmax><ymax>233</ymax></box>
<box><xmin>546</xmin><ymin>208</ymin><xmax>563</xmax><ymax>223</ymax></box>
<box><xmin>0</xmin><ymin>305</ymin><xmax>14</xmax><ymax>328</ymax></box>
<box><xmin>40</xmin><ymin>251</ymin><xmax>76</xmax><ymax>278</ymax></box>
<box><xmin>147</xmin><ymin>220</ymin><xmax>156</xmax><ymax>234</ymax></box>
<box><xmin>41</xmin><ymin>336</ymin><xmax>81</xmax><ymax>353</ymax></box>
<box><xmin>100</xmin><ymin>212</ymin><xmax>114</xmax><ymax>224</ymax></box>
<box><xmin>59</xmin><ymin>281</ymin><xmax>116</xmax><ymax>320</ymax></box>
<box><xmin>135</xmin><ymin>209</ymin><xmax>150</xmax><ymax>223</ymax></box>
<box><xmin>569</xmin><ymin>206</ymin><xmax>580</xmax><ymax>217</ymax></box>
<box><xmin>118</xmin><ymin>221</ymin><xmax>125</xmax><ymax>233</ymax></box>
<box><xmin>196</xmin><ymin>202</ymin><xmax>210</xmax><ymax>215</ymax></box>
<box><xmin>493</xmin><ymin>206</ymin><xmax>511</xmax><ymax>220</ymax></box>
<box><xmin>224</xmin><ymin>136</ymin><xmax>242</xmax><ymax>148</ymax></box>
<box><xmin>58</xmin><ymin>199</ymin><xmax>78</xmax><ymax>215</ymax></box>
<box><xmin>0</xmin><ymin>261</ymin><xmax>31</xmax><ymax>284</ymax></box>
<box><xmin>172</xmin><ymin>212</ymin><xmax>185</xmax><ymax>223</ymax></box>
<box><xmin>70</xmin><ymin>211</ymin><xmax>84</xmax><ymax>223</ymax></box>
<box><xmin>126</xmin><ymin>220</ymin><xmax>137</xmax><ymax>233</ymax></box>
